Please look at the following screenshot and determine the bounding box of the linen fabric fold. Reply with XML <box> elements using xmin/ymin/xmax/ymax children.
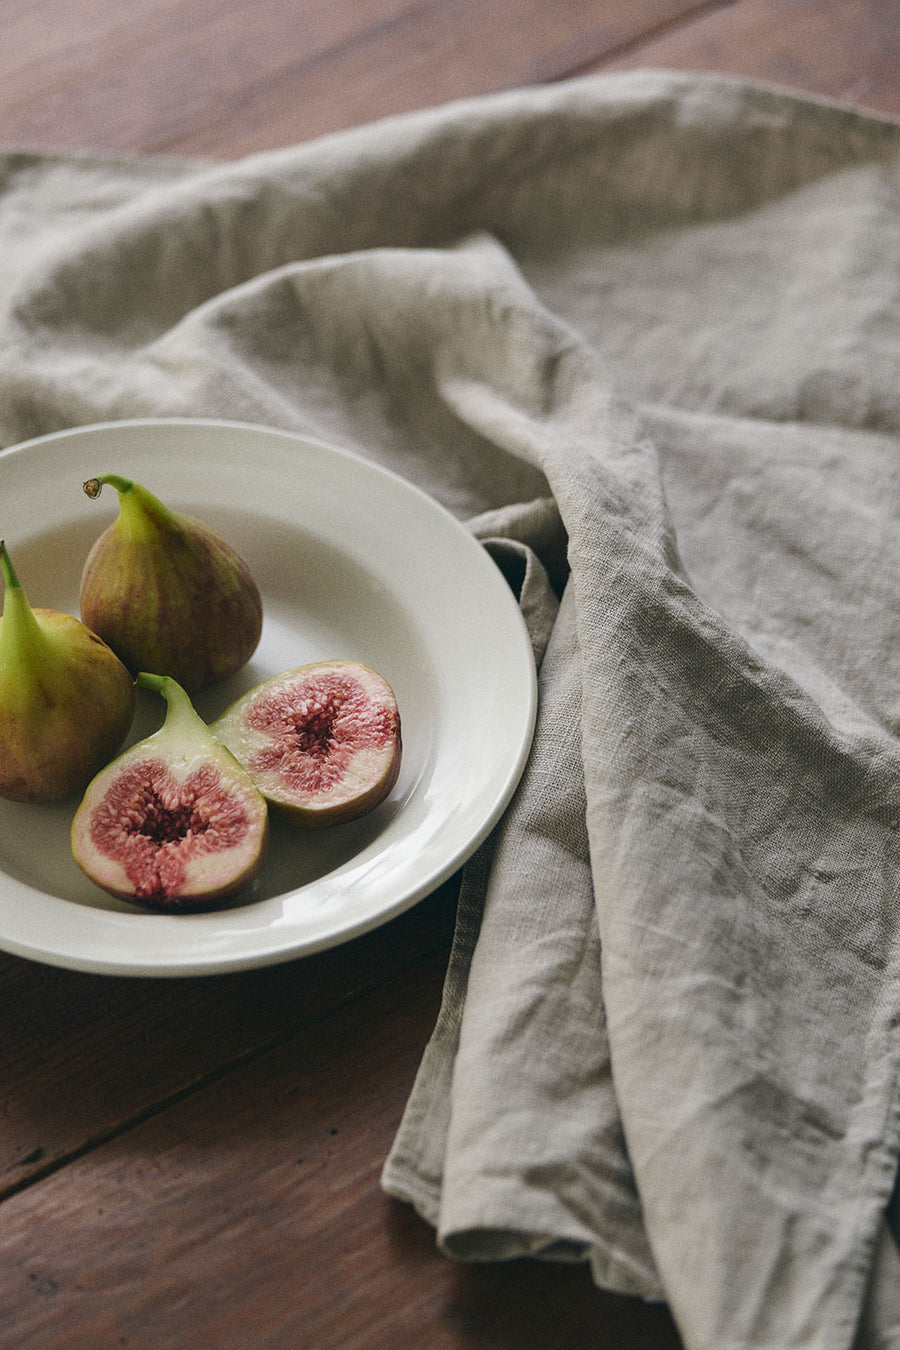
<box><xmin>1</xmin><ymin>69</ymin><xmax>899</xmax><ymax>1349</ymax></box>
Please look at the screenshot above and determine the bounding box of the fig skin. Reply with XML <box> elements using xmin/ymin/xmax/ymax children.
<box><xmin>71</xmin><ymin>672</ymin><xmax>269</xmax><ymax>911</ymax></box>
<box><xmin>213</xmin><ymin>660</ymin><xmax>402</xmax><ymax>827</ymax></box>
<box><xmin>0</xmin><ymin>539</ymin><xmax>135</xmax><ymax>804</ymax></box>
<box><xmin>80</xmin><ymin>473</ymin><xmax>263</xmax><ymax>693</ymax></box>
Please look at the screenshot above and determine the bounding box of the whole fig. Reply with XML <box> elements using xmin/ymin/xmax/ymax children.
<box><xmin>72</xmin><ymin>671</ymin><xmax>268</xmax><ymax>910</ymax></box>
<box><xmin>80</xmin><ymin>473</ymin><xmax>262</xmax><ymax>692</ymax></box>
<box><xmin>213</xmin><ymin>660</ymin><xmax>401</xmax><ymax>827</ymax></box>
<box><xmin>0</xmin><ymin>539</ymin><xmax>135</xmax><ymax>803</ymax></box>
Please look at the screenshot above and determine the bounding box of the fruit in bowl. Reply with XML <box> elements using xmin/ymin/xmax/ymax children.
<box><xmin>80</xmin><ymin>473</ymin><xmax>262</xmax><ymax>692</ymax></box>
<box><xmin>213</xmin><ymin>660</ymin><xmax>402</xmax><ymax>827</ymax></box>
<box><xmin>0</xmin><ymin>539</ymin><xmax>135</xmax><ymax>803</ymax></box>
<box><xmin>71</xmin><ymin>672</ymin><xmax>268</xmax><ymax>910</ymax></box>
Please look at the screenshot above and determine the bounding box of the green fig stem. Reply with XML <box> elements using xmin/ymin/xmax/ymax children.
<box><xmin>0</xmin><ymin>538</ymin><xmax>21</xmax><ymax>590</ymax></box>
<box><xmin>136</xmin><ymin>671</ymin><xmax>181</xmax><ymax>700</ymax></box>
<box><xmin>83</xmin><ymin>474</ymin><xmax>181</xmax><ymax>542</ymax></box>
<box><xmin>136</xmin><ymin>671</ymin><xmax>214</xmax><ymax>750</ymax></box>
<box><xmin>0</xmin><ymin>539</ymin><xmax>48</xmax><ymax>673</ymax></box>
<box><xmin>83</xmin><ymin>472</ymin><xmax>135</xmax><ymax>498</ymax></box>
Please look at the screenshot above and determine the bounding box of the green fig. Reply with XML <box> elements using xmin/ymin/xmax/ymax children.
<box><xmin>213</xmin><ymin>660</ymin><xmax>402</xmax><ymax>827</ymax></box>
<box><xmin>71</xmin><ymin>672</ymin><xmax>268</xmax><ymax>910</ymax></box>
<box><xmin>0</xmin><ymin>539</ymin><xmax>135</xmax><ymax>803</ymax></box>
<box><xmin>80</xmin><ymin>473</ymin><xmax>263</xmax><ymax>693</ymax></box>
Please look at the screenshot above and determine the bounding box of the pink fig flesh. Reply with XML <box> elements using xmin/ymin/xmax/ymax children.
<box><xmin>213</xmin><ymin>660</ymin><xmax>402</xmax><ymax>826</ymax></box>
<box><xmin>72</xmin><ymin>673</ymin><xmax>268</xmax><ymax>910</ymax></box>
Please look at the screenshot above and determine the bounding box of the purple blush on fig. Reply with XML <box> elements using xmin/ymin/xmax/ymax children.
<box><xmin>80</xmin><ymin>473</ymin><xmax>262</xmax><ymax>693</ymax></box>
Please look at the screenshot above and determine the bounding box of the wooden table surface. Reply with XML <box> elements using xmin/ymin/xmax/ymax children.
<box><xmin>1</xmin><ymin>4</ymin><xmax>896</xmax><ymax>1348</ymax></box>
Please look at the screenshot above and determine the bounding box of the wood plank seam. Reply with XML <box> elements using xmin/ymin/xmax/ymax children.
<box><xmin>553</xmin><ymin>0</ymin><xmax>741</xmax><ymax>78</ymax></box>
<box><xmin>0</xmin><ymin>956</ymin><xmax>445</xmax><ymax>1206</ymax></box>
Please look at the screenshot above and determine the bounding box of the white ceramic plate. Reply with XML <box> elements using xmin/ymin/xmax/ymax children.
<box><xmin>0</xmin><ymin>419</ymin><xmax>537</xmax><ymax>977</ymax></box>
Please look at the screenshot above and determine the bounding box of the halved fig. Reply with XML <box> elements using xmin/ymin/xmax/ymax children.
<box><xmin>71</xmin><ymin>672</ymin><xmax>268</xmax><ymax>910</ymax></box>
<box><xmin>212</xmin><ymin>660</ymin><xmax>402</xmax><ymax>827</ymax></box>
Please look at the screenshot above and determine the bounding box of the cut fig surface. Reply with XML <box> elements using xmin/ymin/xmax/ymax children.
<box><xmin>72</xmin><ymin>672</ymin><xmax>268</xmax><ymax>910</ymax></box>
<box><xmin>213</xmin><ymin>660</ymin><xmax>402</xmax><ymax>827</ymax></box>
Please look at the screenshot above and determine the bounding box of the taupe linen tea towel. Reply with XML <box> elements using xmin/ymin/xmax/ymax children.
<box><xmin>1</xmin><ymin>69</ymin><xmax>899</xmax><ymax>1349</ymax></box>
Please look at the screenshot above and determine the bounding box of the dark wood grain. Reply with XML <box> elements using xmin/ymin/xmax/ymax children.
<box><xmin>0</xmin><ymin>882</ymin><xmax>458</xmax><ymax>1197</ymax></box>
<box><xmin>0</xmin><ymin>953</ymin><xmax>683</xmax><ymax>1349</ymax></box>
<box><xmin>599</xmin><ymin>0</ymin><xmax>900</xmax><ymax>117</ymax></box>
<box><xmin>7</xmin><ymin>0</ymin><xmax>893</xmax><ymax>160</ymax></box>
<box><xmin>6</xmin><ymin>0</ymin><xmax>698</xmax><ymax>156</ymax></box>
<box><xmin>0</xmin><ymin>1</ymin><xmax>895</xmax><ymax>1346</ymax></box>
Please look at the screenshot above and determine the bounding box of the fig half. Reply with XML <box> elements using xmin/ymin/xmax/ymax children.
<box><xmin>72</xmin><ymin>672</ymin><xmax>268</xmax><ymax>910</ymax></box>
<box><xmin>213</xmin><ymin>660</ymin><xmax>402</xmax><ymax>827</ymax></box>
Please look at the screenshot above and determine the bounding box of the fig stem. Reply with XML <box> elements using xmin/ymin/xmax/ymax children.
<box><xmin>135</xmin><ymin>671</ymin><xmax>217</xmax><ymax>750</ymax></box>
<box><xmin>136</xmin><ymin>671</ymin><xmax>176</xmax><ymax>699</ymax></box>
<box><xmin>0</xmin><ymin>539</ymin><xmax>21</xmax><ymax>591</ymax></box>
<box><xmin>0</xmin><ymin>539</ymin><xmax>49</xmax><ymax>676</ymax></box>
<box><xmin>83</xmin><ymin>474</ymin><xmax>181</xmax><ymax>542</ymax></box>
<box><xmin>83</xmin><ymin>472</ymin><xmax>134</xmax><ymax>498</ymax></box>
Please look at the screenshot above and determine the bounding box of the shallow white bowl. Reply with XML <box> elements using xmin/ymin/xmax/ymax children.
<box><xmin>0</xmin><ymin>419</ymin><xmax>537</xmax><ymax>976</ymax></box>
